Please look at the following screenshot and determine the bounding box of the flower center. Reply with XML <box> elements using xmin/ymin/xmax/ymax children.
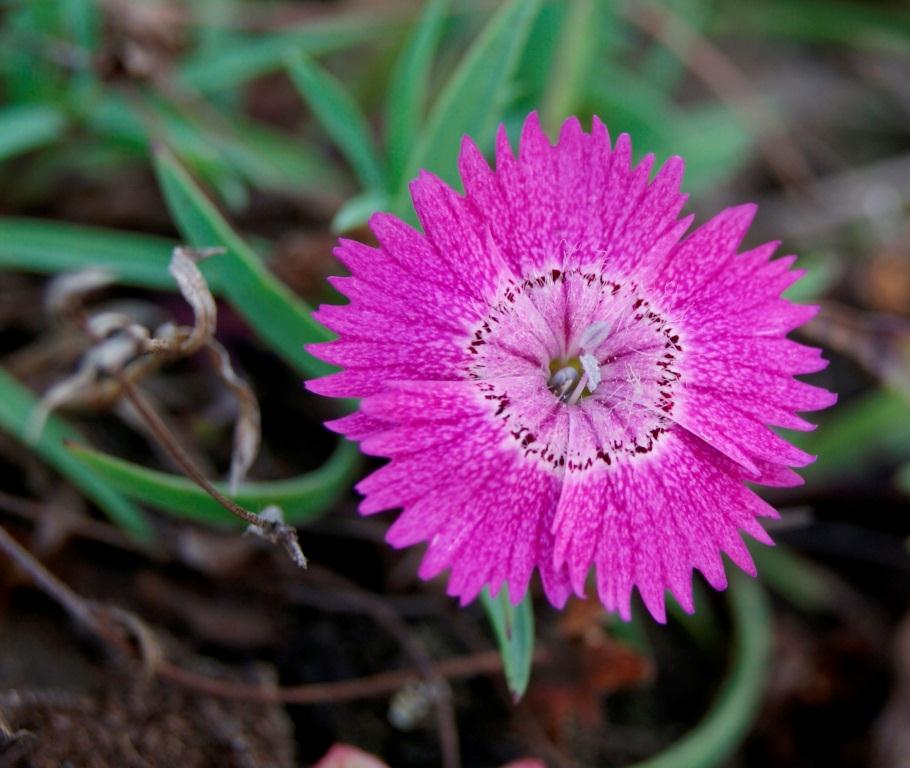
<box><xmin>546</xmin><ymin>355</ymin><xmax>595</xmax><ymax>404</ymax></box>
<box><xmin>546</xmin><ymin>357</ymin><xmax>581</xmax><ymax>400</ymax></box>
<box><xmin>463</xmin><ymin>267</ymin><xmax>683</xmax><ymax>473</ymax></box>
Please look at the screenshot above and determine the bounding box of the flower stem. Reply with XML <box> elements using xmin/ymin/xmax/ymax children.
<box><xmin>627</xmin><ymin>572</ymin><xmax>772</xmax><ymax>768</ymax></box>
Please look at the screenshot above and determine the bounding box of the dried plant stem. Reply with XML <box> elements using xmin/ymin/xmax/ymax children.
<box><xmin>304</xmin><ymin>564</ymin><xmax>461</xmax><ymax>768</ymax></box>
<box><xmin>118</xmin><ymin>376</ymin><xmax>253</xmax><ymax>525</ymax></box>
<box><xmin>0</xmin><ymin>522</ymin><xmax>538</xmax><ymax>720</ymax></box>
<box><xmin>114</xmin><ymin>374</ymin><xmax>306</xmax><ymax>566</ymax></box>
<box><xmin>0</xmin><ymin>524</ymin><xmax>99</xmax><ymax>634</ymax></box>
<box><xmin>155</xmin><ymin>648</ymin><xmax>545</xmax><ymax>705</ymax></box>
<box><xmin>0</xmin><ymin>490</ymin><xmax>140</xmax><ymax>553</ymax></box>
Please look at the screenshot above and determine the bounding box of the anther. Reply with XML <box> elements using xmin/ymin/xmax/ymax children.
<box><xmin>547</xmin><ymin>366</ymin><xmax>578</xmax><ymax>401</ymax></box>
<box><xmin>579</xmin><ymin>352</ymin><xmax>602</xmax><ymax>391</ymax></box>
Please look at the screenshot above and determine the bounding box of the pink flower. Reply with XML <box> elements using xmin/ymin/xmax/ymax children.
<box><xmin>314</xmin><ymin>745</ymin><xmax>388</xmax><ymax>768</ymax></box>
<box><xmin>313</xmin><ymin>744</ymin><xmax>543</xmax><ymax>768</ymax></box>
<box><xmin>306</xmin><ymin>113</ymin><xmax>836</xmax><ymax>622</ymax></box>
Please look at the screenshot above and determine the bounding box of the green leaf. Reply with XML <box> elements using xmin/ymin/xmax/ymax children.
<box><xmin>152</xmin><ymin>148</ymin><xmax>334</xmax><ymax>379</ymax></box>
<box><xmin>0</xmin><ymin>216</ymin><xmax>344</xmax><ymax>385</ymax></box>
<box><xmin>0</xmin><ymin>217</ymin><xmax>179</xmax><ymax>289</ymax></box>
<box><xmin>0</xmin><ymin>104</ymin><xmax>67</xmax><ymax>162</ymax></box>
<box><xmin>213</xmin><ymin>111</ymin><xmax>346</xmax><ymax>199</ymax></box>
<box><xmin>331</xmin><ymin>190</ymin><xmax>390</xmax><ymax>233</ymax></box>
<box><xmin>540</xmin><ymin>0</ymin><xmax>600</xmax><ymax>133</ymax></box>
<box><xmin>749</xmin><ymin>542</ymin><xmax>835</xmax><ymax>614</ymax></box>
<box><xmin>79</xmin><ymin>92</ymin><xmax>251</xmax><ymax>210</ymax></box>
<box><xmin>67</xmin><ymin>441</ymin><xmax>360</xmax><ymax>525</ymax></box>
<box><xmin>585</xmin><ymin>63</ymin><xmax>677</xmax><ymax>151</ymax></box>
<box><xmin>287</xmin><ymin>53</ymin><xmax>387</xmax><ymax>191</ymax></box>
<box><xmin>480</xmin><ymin>587</ymin><xmax>535</xmax><ymax>701</ymax></box>
<box><xmin>2</xmin><ymin>1</ymin><xmax>62</xmax><ymax>102</ymax></box>
<box><xmin>671</xmin><ymin>104</ymin><xmax>751</xmax><ymax>192</ymax></box>
<box><xmin>666</xmin><ymin>580</ymin><xmax>722</xmax><ymax>651</ymax></box>
<box><xmin>711</xmin><ymin>0</ymin><xmax>910</xmax><ymax>54</ymax></box>
<box><xmin>628</xmin><ymin>573</ymin><xmax>771</xmax><ymax>768</ymax></box>
<box><xmin>585</xmin><ymin>71</ymin><xmax>751</xmax><ymax>193</ymax></box>
<box><xmin>395</xmin><ymin>0</ymin><xmax>543</xmax><ymax>216</ymax></box>
<box><xmin>82</xmin><ymin>92</ymin><xmax>344</xmax><ymax>207</ymax></box>
<box><xmin>513</xmin><ymin>4</ymin><xmax>567</xmax><ymax>110</ymax></box>
<box><xmin>59</xmin><ymin>0</ymin><xmax>99</xmax><ymax>92</ymax></box>
<box><xmin>178</xmin><ymin>14</ymin><xmax>395</xmax><ymax>93</ymax></box>
<box><xmin>798</xmin><ymin>390</ymin><xmax>910</xmax><ymax>482</ymax></box>
<box><xmin>383</xmin><ymin>0</ymin><xmax>449</xmax><ymax>188</ymax></box>
<box><xmin>782</xmin><ymin>251</ymin><xmax>840</xmax><ymax>303</ymax></box>
<box><xmin>0</xmin><ymin>367</ymin><xmax>154</xmax><ymax>543</ymax></box>
<box><xmin>3</xmin><ymin>141</ymin><xmax>142</xmax><ymax>206</ymax></box>
<box><xmin>60</xmin><ymin>0</ymin><xmax>99</xmax><ymax>54</ymax></box>
<box><xmin>188</xmin><ymin>0</ymin><xmax>238</xmax><ymax>60</ymax></box>
<box><xmin>639</xmin><ymin>0</ymin><xmax>714</xmax><ymax>94</ymax></box>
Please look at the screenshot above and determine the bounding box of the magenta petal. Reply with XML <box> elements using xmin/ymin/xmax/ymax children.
<box><xmin>553</xmin><ymin>428</ymin><xmax>778</xmax><ymax>621</ymax></box>
<box><xmin>324</xmin><ymin>412</ymin><xmax>390</xmax><ymax>441</ymax></box>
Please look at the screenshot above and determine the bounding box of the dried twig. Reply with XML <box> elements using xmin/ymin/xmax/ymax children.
<box><xmin>29</xmin><ymin>248</ymin><xmax>260</xmax><ymax>492</ymax></box>
<box><xmin>302</xmin><ymin>564</ymin><xmax>461</xmax><ymax>768</ymax></box>
<box><xmin>0</xmin><ymin>524</ymin><xmax>101</xmax><ymax>636</ymax></box>
<box><xmin>154</xmin><ymin>648</ymin><xmax>544</xmax><ymax>706</ymax></box>
<box><xmin>0</xmin><ymin>489</ymin><xmax>143</xmax><ymax>557</ymax></box>
<box><xmin>0</xmin><ymin>523</ymin><xmax>538</xmax><ymax>720</ymax></box>
<box><xmin>45</xmin><ymin>268</ymin><xmax>116</xmax><ymax>322</ymax></box>
<box><xmin>205</xmin><ymin>339</ymin><xmax>260</xmax><ymax>493</ymax></box>
<box><xmin>24</xmin><ymin>247</ymin><xmax>293</xmax><ymax>559</ymax></box>
<box><xmin>115</xmin><ymin>375</ymin><xmax>306</xmax><ymax>567</ymax></box>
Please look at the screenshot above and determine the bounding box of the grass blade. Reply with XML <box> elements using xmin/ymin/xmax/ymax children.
<box><xmin>214</xmin><ymin>111</ymin><xmax>346</xmax><ymax>199</ymax></box>
<box><xmin>798</xmin><ymin>390</ymin><xmax>910</xmax><ymax>482</ymax></box>
<box><xmin>59</xmin><ymin>0</ymin><xmax>99</xmax><ymax>92</ymax></box>
<box><xmin>287</xmin><ymin>53</ymin><xmax>387</xmax><ymax>191</ymax></box>
<box><xmin>0</xmin><ymin>367</ymin><xmax>154</xmax><ymax>543</ymax></box>
<box><xmin>480</xmin><ymin>587</ymin><xmax>535</xmax><ymax>701</ymax></box>
<box><xmin>60</xmin><ymin>0</ymin><xmax>99</xmax><ymax>54</ymax></box>
<box><xmin>749</xmin><ymin>542</ymin><xmax>835</xmax><ymax>615</ymax></box>
<box><xmin>395</xmin><ymin>0</ymin><xmax>543</xmax><ymax>214</ymax></box>
<box><xmin>152</xmin><ymin>148</ymin><xmax>334</xmax><ymax>378</ymax></box>
<box><xmin>711</xmin><ymin>0</ymin><xmax>910</xmax><ymax>54</ymax></box>
<box><xmin>586</xmin><ymin>71</ymin><xmax>750</xmax><ymax>193</ymax></box>
<box><xmin>540</xmin><ymin>0</ymin><xmax>600</xmax><ymax>133</ymax></box>
<box><xmin>178</xmin><ymin>15</ymin><xmax>395</xmax><ymax>93</ymax></box>
<box><xmin>0</xmin><ymin>218</ymin><xmax>179</xmax><ymax>289</ymax></box>
<box><xmin>628</xmin><ymin>573</ymin><xmax>771</xmax><ymax>768</ymax></box>
<box><xmin>639</xmin><ymin>0</ymin><xmax>714</xmax><ymax>94</ymax></box>
<box><xmin>331</xmin><ymin>190</ymin><xmax>390</xmax><ymax>233</ymax></box>
<box><xmin>67</xmin><ymin>441</ymin><xmax>360</xmax><ymax>525</ymax></box>
<box><xmin>2</xmin><ymin>2</ymin><xmax>61</xmax><ymax>103</ymax></box>
<box><xmin>83</xmin><ymin>93</ymin><xmax>344</xmax><ymax>207</ymax></box>
<box><xmin>0</xmin><ymin>104</ymin><xmax>67</xmax><ymax>162</ymax></box>
<box><xmin>83</xmin><ymin>93</ymin><xmax>251</xmax><ymax>210</ymax></box>
<box><xmin>383</xmin><ymin>0</ymin><xmax>449</xmax><ymax>188</ymax></box>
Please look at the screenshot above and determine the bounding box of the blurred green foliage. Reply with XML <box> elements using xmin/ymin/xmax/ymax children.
<box><xmin>3</xmin><ymin>0</ymin><xmax>908</xmax><ymax>474</ymax></box>
<box><xmin>1</xmin><ymin>1</ymin><xmax>909</xmax><ymax>764</ymax></box>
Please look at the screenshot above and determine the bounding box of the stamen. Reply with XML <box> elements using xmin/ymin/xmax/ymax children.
<box><xmin>547</xmin><ymin>366</ymin><xmax>578</xmax><ymax>401</ymax></box>
<box><xmin>579</xmin><ymin>352</ymin><xmax>601</xmax><ymax>391</ymax></box>
<box><xmin>566</xmin><ymin>372</ymin><xmax>589</xmax><ymax>406</ymax></box>
<box><xmin>578</xmin><ymin>319</ymin><xmax>612</xmax><ymax>352</ymax></box>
